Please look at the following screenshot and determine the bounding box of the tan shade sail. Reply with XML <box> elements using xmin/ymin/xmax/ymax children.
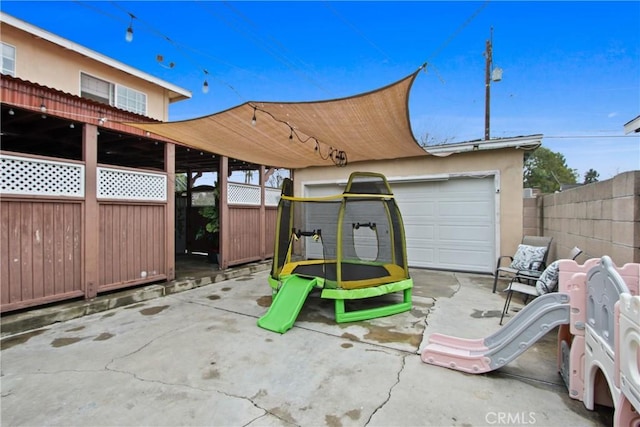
<box><xmin>128</xmin><ymin>69</ymin><xmax>428</xmax><ymax>169</ymax></box>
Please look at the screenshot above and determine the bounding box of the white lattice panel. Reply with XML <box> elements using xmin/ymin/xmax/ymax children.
<box><xmin>0</xmin><ymin>154</ymin><xmax>84</xmax><ymax>197</ymax></box>
<box><xmin>265</xmin><ymin>188</ymin><xmax>281</xmax><ymax>206</ymax></box>
<box><xmin>98</xmin><ymin>167</ymin><xmax>167</xmax><ymax>201</ymax></box>
<box><xmin>228</xmin><ymin>183</ymin><xmax>260</xmax><ymax>205</ymax></box>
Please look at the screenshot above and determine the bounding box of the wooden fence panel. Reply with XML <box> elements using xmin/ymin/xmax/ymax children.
<box><xmin>228</xmin><ymin>206</ymin><xmax>261</xmax><ymax>265</ymax></box>
<box><xmin>265</xmin><ymin>207</ymin><xmax>277</xmax><ymax>257</ymax></box>
<box><xmin>98</xmin><ymin>203</ymin><xmax>166</xmax><ymax>290</ymax></box>
<box><xmin>0</xmin><ymin>200</ymin><xmax>83</xmax><ymax>312</ymax></box>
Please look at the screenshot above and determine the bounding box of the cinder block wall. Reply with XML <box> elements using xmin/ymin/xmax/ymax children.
<box><xmin>523</xmin><ymin>197</ymin><xmax>540</xmax><ymax>237</ymax></box>
<box><xmin>529</xmin><ymin>171</ymin><xmax>639</xmax><ymax>265</ymax></box>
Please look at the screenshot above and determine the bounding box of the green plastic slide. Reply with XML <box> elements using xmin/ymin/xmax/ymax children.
<box><xmin>257</xmin><ymin>275</ymin><xmax>318</xmax><ymax>333</ymax></box>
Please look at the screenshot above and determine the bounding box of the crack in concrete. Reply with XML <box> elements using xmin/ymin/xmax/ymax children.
<box><xmin>100</xmin><ymin>323</ymin><xmax>299</xmax><ymax>426</ymax></box>
<box><xmin>424</xmin><ymin>272</ymin><xmax>463</xmax><ymax>328</ymax></box>
<box><xmin>238</xmin><ymin>392</ymin><xmax>300</xmax><ymax>427</ymax></box>
<box><xmin>364</xmin><ymin>353</ymin><xmax>408</xmax><ymax>425</ymax></box>
<box><xmin>180</xmin><ymin>297</ymin><xmax>263</xmax><ymax>320</ymax></box>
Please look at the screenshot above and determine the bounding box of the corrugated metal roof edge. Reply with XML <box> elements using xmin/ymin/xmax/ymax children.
<box><xmin>424</xmin><ymin>134</ymin><xmax>543</xmax><ymax>155</ymax></box>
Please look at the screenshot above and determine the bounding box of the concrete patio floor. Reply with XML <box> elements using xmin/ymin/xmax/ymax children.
<box><xmin>0</xmin><ymin>262</ymin><xmax>613</xmax><ymax>426</ymax></box>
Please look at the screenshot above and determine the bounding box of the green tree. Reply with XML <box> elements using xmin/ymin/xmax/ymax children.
<box><xmin>418</xmin><ymin>133</ymin><xmax>454</xmax><ymax>147</ymax></box>
<box><xmin>583</xmin><ymin>168</ymin><xmax>599</xmax><ymax>184</ymax></box>
<box><xmin>523</xmin><ymin>147</ymin><xmax>578</xmax><ymax>193</ymax></box>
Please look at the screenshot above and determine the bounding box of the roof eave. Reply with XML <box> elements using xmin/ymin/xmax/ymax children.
<box><xmin>623</xmin><ymin>115</ymin><xmax>640</xmax><ymax>135</ymax></box>
<box><xmin>0</xmin><ymin>12</ymin><xmax>192</xmax><ymax>102</ymax></box>
<box><xmin>425</xmin><ymin>135</ymin><xmax>543</xmax><ymax>155</ymax></box>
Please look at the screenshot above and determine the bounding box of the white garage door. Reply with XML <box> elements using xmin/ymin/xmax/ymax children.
<box><xmin>304</xmin><ymin>176</ymin><xmax>496</xmax><ymax>273</ymax></box>
<box><xmin>392</xmin><ymin>178</ymin><xmax>495</xmax><ymax>273</ymax></box>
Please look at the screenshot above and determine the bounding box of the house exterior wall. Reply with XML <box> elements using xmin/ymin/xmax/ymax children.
<box><xmin>526</xmin><ymin>170</ymin><xmax>639</xmax><ymax>265</ymax></box>
<box><xmin>0</xmin><ymin>23</ymin><xmax>169</xmax><ymax>121</ymax></box>
<box><xmin>293</xmin><ymin>148</ymin><xmax>527</xmax><ymax>264</ymax></box>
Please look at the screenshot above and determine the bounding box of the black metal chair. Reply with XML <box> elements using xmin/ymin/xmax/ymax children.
<box><xmin>499</xmin><ymin>246</ymin><xmax>582</xmax><ymax>325</ymax></box>
<box><xmin>492</xmin><ymin>236</ymin><xmax>553</xmax><ymax>293</ymax></box>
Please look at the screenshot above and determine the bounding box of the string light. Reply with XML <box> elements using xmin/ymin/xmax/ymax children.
<box><xmin>249</xmin><ymin>104</ymin><xmax>348</xmax><ymax>167</ymax></box>
<box><xmin>8</xmin><ymin>108</ymin><xmax>14</xmax><ymax>115</ymax></box>
<box><xmin>39</xmin><ymin>102</ymin><xmax>46</xmax><ymax>113</ymax></box>
<box><xmin>202</xmin><ymin>69</ymin><xmax>210</xmax><ymax>94</ymax></box>
<box><xmin>156</xmin><ymin>54</ymin><xmax>175</xmax><ymax>69</ymax></box>
<box><xmin>125</xmin><ymin>13</ymin><xmax>135</xmax><ymax>42</ymax></box>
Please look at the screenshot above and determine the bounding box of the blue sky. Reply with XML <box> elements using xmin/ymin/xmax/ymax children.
<box><xmin>3</xmin><ymin>1</ymin><xmax>639</xmax><ymax>180</ymax></box>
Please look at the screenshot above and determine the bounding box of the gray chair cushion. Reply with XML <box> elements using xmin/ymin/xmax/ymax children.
<box><xmin>535</xmin><ymin>261</ymin><xmax>560</xmax><ymax>295</ymax></box>
<box><xmin>509</xmin><ymin>244</ymin><xmax>547</xmax><ymax>271</ymax></box>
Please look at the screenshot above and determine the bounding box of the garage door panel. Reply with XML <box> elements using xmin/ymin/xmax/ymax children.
<box><xmin>404</xmin><ymin>224</ymin><xmax>434</xmax><ymax>235</ymax></box>
<box><xmin>438</xmin><ymin>201</ymin><xmax>492</xmax><ymax>218</ymax></box>
<box><xmin>407</xmin><ymin>248</ymin><xmax>434</xmax><ymax>266</ymax></box>
<box><xmin>438</xmin><ymin>248</ymin><xmax>491</xmax><ymax>270</ymax></box>
<box><xmin>401</xmin><ymin>204</ymin><xmax>436</xmax><ymax>219</ymax></box>
<box><xmin>395</xmin><ymin>178</ymin><xmax>495</xmax><ymax>273</ymax></box>
<box><xmin>438</xmin><ymin>225</ymin><xmax>492</xmax><ymax>242</ymax></box>
<box><xmin>305</xmin><ymin>176</ymin><xmax>495</xmax><ymax>273</ymax></box>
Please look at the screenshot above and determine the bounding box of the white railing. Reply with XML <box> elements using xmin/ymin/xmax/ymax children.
<box><xmin>0</xmin><ymin>154</ymin><xmax>84</xmax><ymax>197</ymax></box>
<box><xmin>228</xmin><ymin>182</ymin><xmax>260</xmax><ymax>205</ymax></box>
<box><xmin>265</xmin><ymin>187</ymin><xmax>280</xmax><ymax>206</ymax></box>
<box><xmin>227</xmin><ymin>183</ymin><xmax>281</xmax><ymax>206</ymax></box>
<box><xmin>97</xmin><ymin>167</ymin><xmax>167</xmax><ymax>201</ymax></box>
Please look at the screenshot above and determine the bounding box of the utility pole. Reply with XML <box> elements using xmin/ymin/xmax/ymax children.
<box><xmin>484</xmin><ymin>33</ymin><xmax>492</xmax><ymax>141</ymax></box>
<box><xmin>484</xmin><ymin>27</ymin><xmax>502</xmax><ymax>141</ymax></box>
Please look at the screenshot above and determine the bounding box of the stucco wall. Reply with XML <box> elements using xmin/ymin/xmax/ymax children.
<box><xmin>1</xmin><ymin>24</ymin><xmax>168</xmax><ymax>121</ymax></box>
<box><xmin>293</xmin><ymin>148</ymin><xmax>527</xmax><ymax>263</ymax></box>
<box><xmin>528</xmin><ymin>171</ymin><xmax>639</xmax><ymax>265</ymax></box>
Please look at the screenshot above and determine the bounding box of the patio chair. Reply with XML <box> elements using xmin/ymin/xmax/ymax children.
<box><xmin>492</xmin><ymin>236</ymin><xmax>553</xmax><ymax>293</ymax></box>
<box><xmin>499</xmin><ymin>246</ymin><xmax>582</xmax><ymax>325</ymax></box>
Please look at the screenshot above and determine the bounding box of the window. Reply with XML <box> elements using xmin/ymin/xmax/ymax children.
<box><xmin>80</xmin><ymin>72</ymin><xmax>147</xmax><ymax>116</ymax></box>
<box><xmin>117</xmin><ymin>85</ymin><xmax>147</xmax><ymax>116</ymax></box>
<box><xmin>1</xmin><ymin>42</ymin><xmax>16</xmax><ymax>76</ymax></box>
<box><xmin>81</xmin><ymin>73</ymin><xmax>114</xmax><ymax>105</ymax></box>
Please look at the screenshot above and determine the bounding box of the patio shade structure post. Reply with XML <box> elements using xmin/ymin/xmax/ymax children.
<box><xmin>165</xmin><ymin>142</ymin><xmax>175</xmax><ymax>280</ymax></box>
<box><xmin>260</xmin><ymin>165</ymin><xmax>266</xmax><ymax>260</ymax></box>
<box><xmin>83</xmin><ymin>123</ymin><xmax>99</xmax><ymax>299</ymax></box>
<box><xmin>219</xmin><ymin>155</ymin><xmax>229</xmax><ymax>270</ymax></box>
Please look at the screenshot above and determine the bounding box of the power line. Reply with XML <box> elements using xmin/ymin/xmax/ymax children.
<box><xmin>543</xmin><ymin>134</ymin><xmax>639</xmax><ymax>139</ymax></box>
<box><xmin>424</xmin><ymin>0</ymin><xmax>490</xmax><ymax>62</ymax></box>
<box><xmin>198</xmin><ymin>1</ymin><xmax>331</xmax><ymax>96</ymax></box>
<box><xmin>323</xmin><ymin>2</ymin><xmax>393</xmax><ymax>64</ymax></box>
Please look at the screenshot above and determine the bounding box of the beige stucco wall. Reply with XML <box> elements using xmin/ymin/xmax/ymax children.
<box><xmin>293</xmin><ymin>148</ymin><xmax>527</xmax><ymax>262</ymax></box>
<box><xmin>1</xmin><ymin>23</ymin><xmax>169</xmax><ymax>121</ymax></box>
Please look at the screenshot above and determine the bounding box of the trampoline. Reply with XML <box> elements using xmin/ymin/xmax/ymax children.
<box><xmin>258</xmin><ymin>172</ymin><xmax>413</xmax><ymax>333</ymax></box>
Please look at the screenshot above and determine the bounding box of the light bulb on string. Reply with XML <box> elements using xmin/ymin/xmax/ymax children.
<box><xmin>251</xmin><ymin>107</ymin><xmax>257</xmax><ymax>126</ymax></box>
<box><xmin>202</xmin><ymin>69</ymin><xmax>210</xmax><ymax>94</ymax></box>
<box><xmin>125</xmin><ymin>13</ymin><xmax>135</xmax><ymax>42</ymax></box>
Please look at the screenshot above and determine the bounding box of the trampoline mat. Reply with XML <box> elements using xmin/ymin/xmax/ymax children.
<box><xmin>292</xmin><ymin>262</ymin><xmax>390</xmax><ymax>282</ymax></box>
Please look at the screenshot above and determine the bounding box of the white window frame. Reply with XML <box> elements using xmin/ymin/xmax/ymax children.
<box><xmin>80</xmin><ymin>72</ymin><xmax>114</xmax><ymax>105</ymax></box>
<box><xmin>80</xmin><ymin>72</ymin><xmax>147</xmax><ymax>116</ymax></box>
<box><xmin>1</xmin><ymin>42</ymin><xmax>16</xmax><ymax>76</ymax></box>
<box><xmin>116</xmin><ymin>84</ymin><xmax>147</xmax><ymax>116</ymax></box>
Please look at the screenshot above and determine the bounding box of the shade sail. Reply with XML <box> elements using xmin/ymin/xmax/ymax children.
<box><xmin>128</xmin><ymin>69</ymin><xmax>428</xmax><ymax>169</ymax></box>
